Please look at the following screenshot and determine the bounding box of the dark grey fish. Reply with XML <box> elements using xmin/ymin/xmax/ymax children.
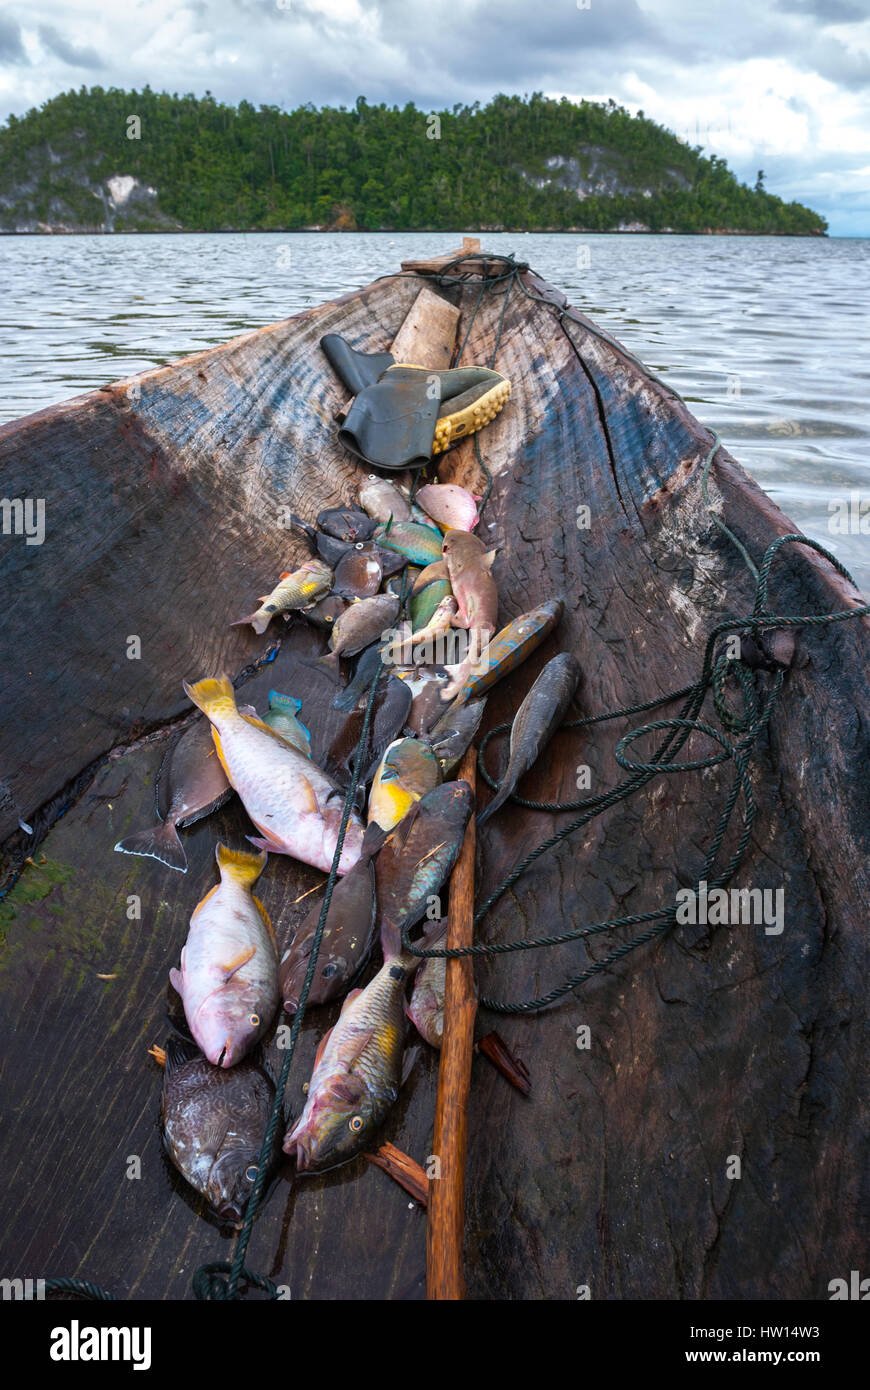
<box><xmin>114</xmin><ymin>718</ymin><xmax>232</xmax><ymax>872</ymax></box>
<box><xmin>394</xmin><ymin>664</ymin><xmax>453</xmax><ymax>735</ymax></box>
<box><xmin>301</xmin><ymin>594</ymin><xmax>349</xmax><ymax>632</ymax></box>
<box><xmin>333</xmin><ymin>644</ymin><xmax>384</xmax><ymax>712</ymax></box>
<box><xmin>377</xmin><ymin>546</ymin><xmax>410</xmax><ymax>579</ymax></box>
<box><xmin>428</xmin><ymin>697</ymin><xmax>487</xmax><ymax>777</ymax></box>
<box><xmin>316</xmin><ymin>531</ymin><xmax>354</xmax><ymax>567</ymax></box>
<box><xmin>279</xmin><ymin>852</ymin><xmax>378</xmax><ymax>1013</ymax></box>
<box><xmin>156</xmin><ymin>1035</ymin><xmax>281</xmax><ymax>1226</ymax></box>
<box><xmin>316</xmin><ymin>507</ymin><xmax>378</xmax><ymax>542</ymax></box>
<box><xmin>477</xmin><ymin>652</ymin><xmax>582</xmax><ymax>826</ymax></box>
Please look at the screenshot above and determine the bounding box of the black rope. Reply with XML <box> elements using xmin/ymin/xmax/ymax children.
<box><xmin>401</xmin><ymin>532</ymin><xmax>868</xmax><ymax>1012</ymax></box>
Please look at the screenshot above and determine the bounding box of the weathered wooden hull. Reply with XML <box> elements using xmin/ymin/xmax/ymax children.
<box><xmin>0</xmin><ymin>255</ymin><xmax>867</xmax><ymax>1300</ymax></box>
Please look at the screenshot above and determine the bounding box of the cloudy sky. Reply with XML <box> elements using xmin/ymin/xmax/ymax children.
<box><xmin>1</xmin><ymin>0</ymin><xmax>868</xmax><ymax>234</ymax></box>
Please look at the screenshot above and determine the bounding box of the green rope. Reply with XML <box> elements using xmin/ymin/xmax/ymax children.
<box><xmin>43</xmin><ymin>1279</ymin><xmax>117</xmax><ymax>1301</ymax></box>
<box><xmin>402</xmin><ymin>533</ymin><xmax>868</xmax><ymax>1011</ymax></box>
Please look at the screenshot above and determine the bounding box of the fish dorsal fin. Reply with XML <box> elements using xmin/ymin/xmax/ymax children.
<box><xmin>220</xmin><ymin>945</ymin><xmax>256</xmax><ymax>981</ymax></box>
<box><xmin>211</xmin><ymin>729</ymin><xmax>232</xmax><ymax>782</ymax></box>
<box><xmin>339</xmin><ymin>987</ymin><xmax>364</xmax><ymax>1016</ymax></box>
<box><xmin>386</xmin><ymin>800</ymin><xmax>421</xmax><ymax>853</ymax></box>
<box><xmin>401</xmin><ymin>1045</ymin><xmax>421</xmax><ymax>1087</ymax></box>
<box><xmin>278</xmin><ymin>571</ymin><xmax>293</xmax><ymax>580</ymax></box>
<box><xmin>253</xmin><ymin>895</ymin><xmax>277</xmax><ymax>946</ymax></box>
<box><xmin>191</xmin><ymin>881</ymin><xmax>220</xmax><ymax>918</ymax></box>
<box><xmin>312</xmin><ymin>1025</ymin><xmax>334</xmax><ymax>1071</ymax></box>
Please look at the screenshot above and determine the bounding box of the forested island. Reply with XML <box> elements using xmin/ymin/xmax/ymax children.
<box><xmin>0</xmin><ymin>88</ymin><xmax>827</xmax><ymax>236</ymax></box>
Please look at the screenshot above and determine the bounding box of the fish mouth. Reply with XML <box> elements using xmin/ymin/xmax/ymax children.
<box><xmin>217</xmin><ymin>1201</ymin><xmax>244</xmax><ymax>1227</ymax></box>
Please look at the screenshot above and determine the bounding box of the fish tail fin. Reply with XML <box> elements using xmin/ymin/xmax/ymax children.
<box><xmin>215</xmin><ymin>841</ymin><xmax>267</xmax><ymax>885</ymax></box>
<box><xmin>183</xmin><ymin>675</ymin><xmax>238</xmax><ymax>718</ymax></box>
<box><xmin>476</xmin><ymin>785</ymin><xmax>510</xmax><ymax>827</ymax></box>
<box><xmin>114</xmin><ymin>819</ymin><xmax>188</xmax><ymax>872</ymax></box>
<box><xmin>316</xmin><ymin>650</ymin><xmax>342</xmax><ymax>679</ymax></box>
<box><xmin>387</xmin><ymin>916</ymin><xmax>446</xmax><ymax>975</ymax></box>
<box><xmin>229</xmin><ymin>612</ymin><xmax>270</xmax><ymax>635</ymax></box>
<box><xmin>268</xmin><ymin>689</ymin><xmax>302</xmax><ymax>713</ymax></box>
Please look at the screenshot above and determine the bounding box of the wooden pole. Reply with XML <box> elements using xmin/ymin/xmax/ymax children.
<box><xmin>426</xmin><ymin>747</ymin><xmax>477</xmax><ymax>1300</ymax></box>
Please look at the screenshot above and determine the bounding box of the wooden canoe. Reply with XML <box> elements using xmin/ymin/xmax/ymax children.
<box><xmin>0</xmin><ymin>248</ymin><xmax>867</xmax><ymax>1301</ymax></box>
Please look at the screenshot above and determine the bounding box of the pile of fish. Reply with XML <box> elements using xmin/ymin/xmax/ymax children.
<box><xmin>119</xmin><ymin>472</ymin><xmax>580</xmax><ymax>1222</ymax></box>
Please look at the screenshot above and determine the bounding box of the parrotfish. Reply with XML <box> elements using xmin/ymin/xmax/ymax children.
<box><xmin>374</xmin><ymin>519</ymin><xmax>444</xmax><ymax>567</ymax></box>
<box><xmin>394</xmin><ymin>663</ymin><xmax>453</xmax><ymax>735</ymax></box>
<box><xmin>443</xmin><ymin>598</ymin><xmax>565</xmax><ymax>706</ymax></box>
<box><xmin>333</xmin><ymin>541</ymin><xmax>383</xmax><ymax>599</ymax></box>
<box><xmin>320</xmin><ymin>593</ymin><xmax>400</xmax><ymax>673</ymax></box>
<box><xmin>169</xmin><ymin>843</ymin><xmax>280</xmax><ymax>1068</ymax></box>
<box><xmin>405</xmin><ymin>921</ymin><xmax>447</xmax><ymax>1048</ymax></box>
<box><xmin>406</xmin><ymin>594</ymin><xmax>458</xmax><ymax>647</ymax></box>
<box><xmin>114</xmin><ymin>717</ymin><xmax>233</xmax><ymax>873</ymax></box>
<box><xmin>368</xmin><ymin>737</ymin><xmax>441</xmax><ymax>831</ymax></box>
<box><xmin>359</xmin><ymin>476</ymin><xmax>411</xmax><ymax>525</ymax></box>
<box><xmin>262</xmin><ymin>690</ymin><xmax>312</xmax><ymax>757</ymax></box>
<box><xmin>373</xmin><ymin>781</ymin><xmax>473</xmax><ymax>943</ymax></box>
<box><xmin>411</xmin><ymin>559</ymin><xmax>449</xmax><ymax>595</ymax></box>
<box><xmin>477</xmin><ymin>652</ymin><xmax>583</xmax><ymax>825</ymax></box>
<box><xmin>416</xmin><ymin>483</ymin><xmax>480</xmax><ymax>533</ymax></box>
<box><xmin>183</xmin><ymin>675</ymin><xmax>365</xmax><ymax>874</ymax></box>
<box><xmin>231</xmin><ymin>559</ymin><xmax>333</xmax><ymax>636</ymax></box>
<box><xmin>153</xmin><ymin>1036</ymin><xmax>281</xmax><ymax>1226</ymax></box>
<box><xmin>409</xmin><ymin>576</ymin><xmax>452</xmax><ymax>633</ymax></box>
<box><xmin>279</xmin><ymin>846</ymin><xmax>379</xmax><ymax>1014</ymax></box>
<box><xmin>282</xmin><ymin>917</ymin><xmax>434</xmax><ymax>1173</ymax></box>
<box><xmin>316</xmin><ymin>506</ymin><xmax>378</xmax><ymax>542</ymax></box>
<box><xmin>427</xmin><ymin>697</ymin><xmax>487</xmax><ymax>777</ymax></box>
<box><xmin>332</xmin><ymin>644</ymin><xmax>385</xmax><ymax>712</ymax></box>
<box><xmin>441</xmin><ymin>529</ymin><xmax>498</xmax><ymax>639</ymax></box>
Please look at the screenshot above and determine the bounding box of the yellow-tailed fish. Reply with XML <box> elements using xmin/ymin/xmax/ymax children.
<box><xmin>231</xmin><ymin>559</ymin><xmax>333</xmax><ymax>636</ymax></box>
<box><xmin>169</xmin><ymin>843</ymin><xmax>279</xmax><ymax>1068</ymax></box>
<box><xmin>367</xmin><ymin>737</ymin><xmax>441</xmax><ymax>831</ymax></box>
<box><xmin>183</xmin><ymin>675</ymin><xmax>365</xmax><ymax>874</ymax></box>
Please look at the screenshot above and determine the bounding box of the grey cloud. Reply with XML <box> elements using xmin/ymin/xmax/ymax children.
<box><xmin>773</xmin><ymin>0</ymin><xmax>866</xmax><ymax>21</ymax></box>
<box><xmin>38</xmin><ymin>25</ymin><xmax>105</xmax><ymax>70</ymax></box>
<box><xmin>0</xmin><ymin>16</ymin><xmax>28</xmax><ymax>65</ymax></box>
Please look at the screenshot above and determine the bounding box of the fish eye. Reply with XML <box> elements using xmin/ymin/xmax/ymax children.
<box><xmin>245</xmin><ymin>1165</ymin><xmax>258</xmax><ymax>1182</ymax></box>
<box><xmin>354</xmin><ymin>542</ymin><xmax>364</xmax><ymax>551</ymax></box>
<box><xmin>348</xmin><ymin>1116</ymin><xmax>363</xmax><ymax>1133</ymax></box>
<box><xmin>321</xmin><ymin>963</ymin><xmax>338</xmax><ymax>979</ymax></box>
<box><xmin>249</xmin><ymin>1014</ymin><xmax>260</xmax><ymax>1027</ymax></box>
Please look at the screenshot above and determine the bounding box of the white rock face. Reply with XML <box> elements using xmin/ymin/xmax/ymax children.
<box><xmin>106</xmin><ymin>175</ymin><xmax>137</xmax><ymax>207</ymax></box>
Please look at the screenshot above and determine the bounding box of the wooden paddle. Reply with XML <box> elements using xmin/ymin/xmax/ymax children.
<box><xmin>426</xmin><ymin>746</ymin><xmax>477</xmax><ymax>1300</ymax></box>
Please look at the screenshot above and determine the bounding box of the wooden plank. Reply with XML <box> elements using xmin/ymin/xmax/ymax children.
<box><xmin>335</xmin><ymin>285</ymin><xmax>459</xmax><ymax>423</ymax></box>
<box><xmin>426</xmin><ymin>748</ymin><xmax>477</xmax><ymax>1300</ymax></box>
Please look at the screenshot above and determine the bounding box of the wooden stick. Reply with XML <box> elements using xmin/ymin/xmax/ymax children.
<box><xmin>426</xmin><ymin>747</ymin><xmax>477</xmax><ymax>1300</ymax></box>
<box><xmin>335</xmin><ymin>285</ymin><xmax>459</xmax><ymax>422</ymax></box>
